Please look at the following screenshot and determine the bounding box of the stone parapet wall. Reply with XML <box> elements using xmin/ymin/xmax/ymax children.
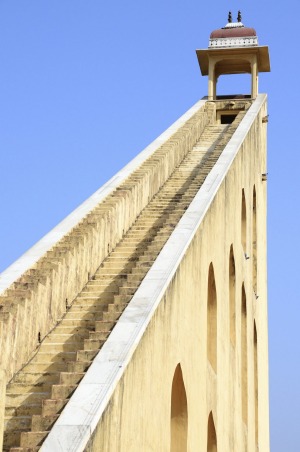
<box><xmin>0</xmin><ymin>101</ymin><xmax>215</xmax><ymax>384</ymax></box>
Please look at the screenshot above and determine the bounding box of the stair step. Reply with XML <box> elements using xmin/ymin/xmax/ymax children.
<box><xmin>87</xmin><ymin>278</ymin><xmax>123</xmax><ymax>285</ymax></box>
<box><xmin>51</xmin><ymin>384</ymin><xmax>77</xmax><ymax>399</ymax></box>
<box><xmin>76</xmin><ymin>349</ymin><xmax>99</xmax><ymax>362</ymax></box>
<box><xmin>39</xmin><ymin>343</ymin><xmax>83</xmax><ymax>353</ymax></box>
<box><xmin>13</xmin><ymin>372</ymin><xmax>59</xmax><ymax>385</ymax></box>
<box><xmin>10</xmin><ymin>448</ymin><xmax>40</xmax><ymax>452</ymax></box>
<box><xmin>23</xmin><ymin>362</ymin><xmax>68</xmax><ymax>373</ymax></box>
<box><xmin>54</xmin><ymin>319</ymin><xmax>96</xmax><ymax>328</ymax></box>
<box><xmin>108</xmin><ymin>302</ymin><xmax>128</xmax><ymax>312</ymax></box>
<box><xmin>6</xmin><ymin>392</ymin><xmax>51</xmax><ymax>406</ymax></box>
<box><xmin>132</xmin><ymin>262</ymin><xmax>151</xmax><ymax>270</ymax></box>
<box><xmin>129</xmin><ymin>267</ymin><xmax>149</xmax><ymax>276</ymax></box>
<box><xmin>80</xmin><ymin>286</ymin><xmax>119</xmax><ymax>294</ymax></box>
<box><xmin>119</xmin><ymin>287</ymin><xmax>137</xmax><ymax>295</ymax></box>
<box><xmin>5</xmin><ymin>404</ymin><xmax>41</xmax><ymax>418</ymax></box>
<box><xmin>67</xmin><ymin>361</ymin><xmax>91</xmax><ymax>373</ymax></box>
<box><xmin>126</xmin><ymin>274</ymin><xmax>145</xmax><ymax>283</ymax></box>
<box><xmin>42</xmin><ymin>399</ymin><xmax>66</xmax><ymax>416</ymax></box>
<box><xmin>102</xmin><ymin>311</ymin><xmax>122</xmax><ymax>322</ymax></box>
<box><xmin>93</xmin><ymin>275</ymin><xmax>127</xmax><ymax>282</ymax></box>
<box><xmin>7</xmin><ymin>383</ymin><xmax>53</xmax><ymax>395</ymax></box>
<box><xmin>20</xmin><ymin>431</ymin><xmax>49</xmax><ymax>448</ymax></box>
<box><xmin>3</xmin><ymin>429</ymin><xmax>23</xmax><ymax>449</ymax></box>
<box><xmin>53</xmin><ymin>325</ymin><xmax>93</xmax><ymax>335</ymax></box>
<box><xmin>64</xmin><ymin>311</ymin><xmax>102</xmax><ymax>321</ymax></box>
<box><xmin>89</xmin><ymin>331</ymin><xmax>110</xmax><ymax>341</ymax></box>
<box><xmin>75</xmin><ymin>295</ymin><xmax>114</xmax><ymax>303</ymax></box>
<box><xmin>4</xmin><ymin>415</ymin><xmax>31</xmax><ymax>431</ymax></box>
<box><xmin>31</xmin><ymin>414</ymin><xmax>59</xmax><ymax>432</ymax></box>
<box><xmin>31</xmin><ymin>352</ymin><xmax>76</xmax><ymax>363</ymax></box>
<box><xmin>59</xmin><ymin>372</ymin><xmax>85</xmax><ymax>385</ymax></box>
<box><xmin>94</xmin><ymin>319</ymin><xmax>114</xmax><ymax>329</ymax></box>
<box><xmin>113</xmin><ymin>295</ymin><xmax>131</xmax><ymax>304</ymax></box>
<box><xmin>43</xmin><ymin>333</ymin><xmax>88</xmax><ymax>343</ymax></box>
<box><xmin>83</xmin><ymin>339</ymin><xmax>105</xmax><ymax>351</ymax></box>
<box><xmin>68</xmin><ymin>303</ymin><xmax>107</xmax><ymax>312</ymax></box>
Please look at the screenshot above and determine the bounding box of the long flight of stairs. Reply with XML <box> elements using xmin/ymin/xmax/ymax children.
<box><xmin>3</xmin><ymin>113</ymin><xmax>245</xmax><ymax>451</ymax></box>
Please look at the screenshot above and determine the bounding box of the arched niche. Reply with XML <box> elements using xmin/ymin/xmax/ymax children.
<box><xmin>241</xmin><ymin>283</ymin><xmax>248</xmax><ymax>425</ymax></box>
<box><xmin>252</xmin><ymin>186</ymin><xmax>257</xmax><ymax>294</ymax></box>
<box><xmin>241</xmin><ymin>189</ymin><xmax>247</xmax><ymax>253</ymax></box>
<box><xmin>207</xmin><ymin>411</ymin><xmax>217</xmax><ymax>452</ymax></box>
<box><xmin>254</xmin><ymin>321</ymin><xmax>258</xmax><ymax>447</ymax></box>
<box><xmin>170</xmin><ymin>364</ymin><xmax>188</xmax><ymax>452</ymax></box>
<box><xmin>207</xmin><ymin>263</ymin><xmax>217</xmax><ymax>372</ymax></box>
<box><xmin>229</xmin><ymin>245</ymin><xmax>236</xmax><ymax>346</ymax></box>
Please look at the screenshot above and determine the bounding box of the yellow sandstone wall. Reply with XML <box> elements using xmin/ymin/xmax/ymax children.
<box><xmin>82</xmin><ymin>99</ymin><xmax>269</xmax><ymax>451</ymax></box>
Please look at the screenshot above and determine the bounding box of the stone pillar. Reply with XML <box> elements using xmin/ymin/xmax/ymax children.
<box><xmin>208</xmin><ymin>59</ymin><xmax>215</xmax><ymax>101</ymax></box>
<box><xmin>0</xmin><ymin>367</ymin><xmax>6</xmax><ymax>451</ymax></box>
<box><xmin>251</xmin><ymin>58</ymin><xmax>258</xmax><ymax>98</ymax></box>
<box><xmin>213</xmin><ymin>75</ymin><xmax>219</xmax><ymax>101</ymax></box>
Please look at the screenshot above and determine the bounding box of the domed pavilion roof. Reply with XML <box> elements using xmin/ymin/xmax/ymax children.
<box><xmin>209</xmin><ymin>12</ymin><xmax>258</xmax><ymax>48</ymax></box>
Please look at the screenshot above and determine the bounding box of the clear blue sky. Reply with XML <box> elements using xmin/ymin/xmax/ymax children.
<box><xmin>0</xmin><ymin>1</ymin><xmax>298</xmax><ymax>450</ymax></box>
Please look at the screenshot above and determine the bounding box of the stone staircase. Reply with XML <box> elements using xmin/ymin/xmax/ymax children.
<box><xmin>3</xmin><ymin>113</ymin><xmax>245</xmax><ymax>451</ymax></box>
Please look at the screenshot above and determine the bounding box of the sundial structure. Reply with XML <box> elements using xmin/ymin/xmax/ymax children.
<box><xmin>0</xmin><ymin>12</ymin><xmax>270</xmax><ymax>452</ymax></box>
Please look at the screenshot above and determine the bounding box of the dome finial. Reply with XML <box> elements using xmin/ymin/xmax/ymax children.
<box><xmin>237</xmin><ymin>11</ymin><xmax>242</xmax><ymax>23</ymax></box>
<box><xmin>228</xmin><ymin>11</ymin><xmax>232</xmax><ymax>23</ymax></box>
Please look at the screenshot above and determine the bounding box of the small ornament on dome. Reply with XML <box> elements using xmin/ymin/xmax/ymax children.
<box><xmin>228</xmin><ymin>11</ymin><xmax>232</xmax><ymax>23</ymax></box>
<box><xmin>237</xmin><ymin>11</ymin><xmax>242</xmax><ymax>23</ymax></box>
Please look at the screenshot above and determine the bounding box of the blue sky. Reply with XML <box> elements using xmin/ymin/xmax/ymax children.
<box><xmin>0</xmin><ymin>1</ymin><xmax>298</xmax><ymax>450</ymax></box>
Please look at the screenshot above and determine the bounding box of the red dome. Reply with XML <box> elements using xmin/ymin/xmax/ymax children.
<box><xmin>210</xmin><ymin>27</ymin><xmax>257</xmax><ymax>39</ymax></box>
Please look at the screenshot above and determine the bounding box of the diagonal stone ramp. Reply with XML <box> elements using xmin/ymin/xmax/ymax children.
<box><xmin>3</xmin><ymin>113</ymin><xmax>245</xmax><ymax>451</ymax></box>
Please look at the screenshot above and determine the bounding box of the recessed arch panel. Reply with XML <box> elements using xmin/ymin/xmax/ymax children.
<box><xmin>241</xmin><ymin>190</ymin><xmax>247</xmax><ymax>252</ymax></box>
<box><xmin>207</xmin><ymin>263</ymin><xmax>217</xmax><ymax>372</ymax></box>
<box><xmin>241</xmin><ymin>284</ymin><xmax>248</xmax><ymax>425</ymax></box>
<box><xmin>252</xmin><ymin>186</ymin><xmax>257</xmax><ymax>293</ymax></box>
<box><xmin>207</xmin><ymin>411</ymin><xmax>217</xmax><ymax>452</ymax></box>
<box><xmin>170</xmin><ymin>364</ymin><xmax>188</xmax><ymax>452</ymax></box>
<box><xmin>229</xmin><ymin>245</ymin><xmax>236</xmax><ymax>346</ymax></box>
<box><xmin>254</xmin><ymin>322</ymin><xmax>258</xmax><ymax>446</ymax></box>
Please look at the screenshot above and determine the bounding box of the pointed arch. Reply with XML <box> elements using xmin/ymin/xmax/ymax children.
<box><xmin>229</xmin><ymin>245</ymin><xmax>236</xmax><ymax>346</ymax></box>
<box><xmin>254</xmin><ymin>321</ymin><xmax>258</xmax><ymax>446</ymax></box>
<box><xmin>241</xmin><ymin>283</ymin><xmax>248</xmax><ymax>425</ymax></box>
<box><xmin>171</xmin><ymin>364</ymin><xmax>188</xmax><ymax>452</ymax></box>
<box><xmin>252</xmin><ymin>186</ymin><xmax>257</xmax><ymax>293</ymax></box>
<box><xmin>207</xmin><ymin>263</ymin><xmax>217</xmax><ymax>372</ymax></box>
<box><xmin>207</xmin><ymin>411</ymin><xmax>217</xmax><ymax>452</ymax></box>
<box><xmin>241</xmin><ymin>189</ymin><xmax>247</xmax><ymax>252</ymax></box>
